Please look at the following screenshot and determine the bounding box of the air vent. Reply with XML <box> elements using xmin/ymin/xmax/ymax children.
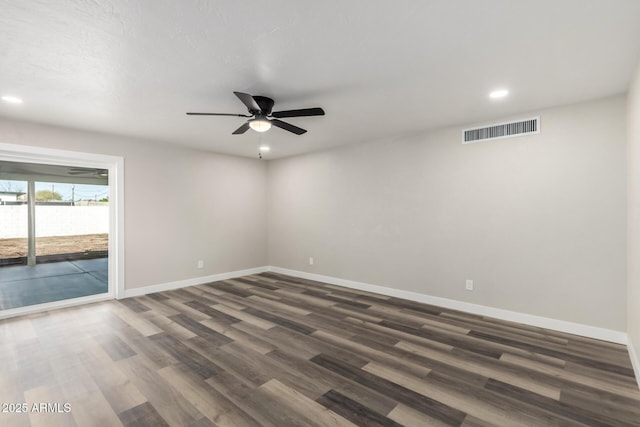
<box><xmin>462</xmin><ymin>116</ymin><xmax>539</xmax><ymax>144</ymax></box>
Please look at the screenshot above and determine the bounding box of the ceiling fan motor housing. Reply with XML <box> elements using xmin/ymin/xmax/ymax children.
<box><xmin>252</xmin><ymin>96</ymin><xmax>274</xmax><ymax>115</ymax></box>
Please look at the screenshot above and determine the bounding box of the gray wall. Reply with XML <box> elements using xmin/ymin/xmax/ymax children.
<box><xmin>0</xmin><ymin>94</ymin><xmax>630</xmax><ymax>334</ymax></box>
<box><xmin>268</xmin><ymin>95</ymin><xmax>627</xmax><ymax>331</ymax></box>
<box><xmin>628</xmin><ymin>63</ymin><xmax>640</xmax><ymax>363</ymax></box>
<box><xmin>0</xmin><ymin>118</ymin><xmax>268</xmax><ymax>290</ymax></box>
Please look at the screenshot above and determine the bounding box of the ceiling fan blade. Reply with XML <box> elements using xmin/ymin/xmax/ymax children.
<box><xmin>232</xmin><ymin>122</ymin><xmax>251</xmax><ymax>135</ymax></box>
<box><xmin>68</xmin><ymin>167</ymin><xmax>95</xmax><ymax>174</ymax></box>
<box><xmin>234</xmin><ymin>92</ymin><xmax>261</xmax><ymax>112</ymax></box>
<box><xmin>186</xmin><ymin>112</ymin><xmax>251</xmax><ymax>117</ymax></box>
<box><xmin>68</xmin><ymin>169</ymin><xmax>108</xmax><ymax>177</ymax></box>
<box><xmin>271</xmin><ymin>107</ymin><xmax>325</xmax><ymax>118</ymax></box>
<box><xmin>271</xmin><ymin>119</ymin><xmax>307</xmax><ymax>135</ymax></box>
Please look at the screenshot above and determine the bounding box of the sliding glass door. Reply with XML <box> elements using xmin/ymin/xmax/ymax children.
<box><xmin>0</xmin><ymin>162</ymin><xmax>109</xmax><ymax>310</ymax></box>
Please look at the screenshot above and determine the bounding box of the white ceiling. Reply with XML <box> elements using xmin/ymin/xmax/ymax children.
<box><xmin>1</xmin><ymin>1</ymin><xmax>640</xmax><ymax>159</ymax></box>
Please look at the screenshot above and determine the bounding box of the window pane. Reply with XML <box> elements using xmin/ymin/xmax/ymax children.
<box><xmin>0</xmin><ymin>180</ymin><xmax>28</xmax><ymax>266</ymax></box>
<box><xmin>34</xmin><ymin>182</ymin><xmax>109</xmax><ymax>261</ymax></box>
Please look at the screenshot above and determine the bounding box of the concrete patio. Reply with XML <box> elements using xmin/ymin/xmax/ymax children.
<box><xmin>0</xmin><ymin>258</ymin><xmax>108</xmax><ymax>310</ymax></box>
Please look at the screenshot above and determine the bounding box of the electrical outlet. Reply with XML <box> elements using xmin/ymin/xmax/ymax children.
<box><xmin>309</xmin><ymin>257</ymin><xmax>314</xmax><ymax>265</ymax></box>
<box><xmin>197</xmin><ymin>260</ymin><xmax>203</xmax><ymax>269</ymax></box>
<box><xmin>465</xmin><ymin>279</ymin><xmax>473</xmax><ymax>291</ymax></box>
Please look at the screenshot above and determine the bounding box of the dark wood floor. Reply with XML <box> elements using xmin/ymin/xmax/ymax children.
<box><xmin>1</xmin><ymin>272</ymin><xmax>639</xmax><ymax>426</ymax></box>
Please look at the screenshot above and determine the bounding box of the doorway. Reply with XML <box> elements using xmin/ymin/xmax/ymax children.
<box><xmin>0</xmin><ymin>143</ymin><xmax>123</xmax><ymax>318</ymax></box>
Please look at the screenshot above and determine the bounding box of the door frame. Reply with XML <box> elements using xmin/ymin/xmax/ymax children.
<box><xmin>0</xmin><ymin>142</ymin><xmax>124</xmax><ymax>319</ymax></box>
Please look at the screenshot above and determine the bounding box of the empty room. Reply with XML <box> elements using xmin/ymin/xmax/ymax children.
<box><xmin>1</xmin><ymin>1</ymin><xmax>640</xmax><ymax>426</ymax></box>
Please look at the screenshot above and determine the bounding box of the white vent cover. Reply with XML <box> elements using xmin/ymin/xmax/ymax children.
<box><xmin>462</xmin><ymin>116</ymin><xmax>539</xmax><ymax>144</ymax></box>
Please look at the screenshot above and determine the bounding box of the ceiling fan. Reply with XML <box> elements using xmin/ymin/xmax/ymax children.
<box><xmin>187</xmin><ymin>92</ymin><xmax>325</xmax><ymax>135</ymax></box>
<box><xmin>68</xmin><ymin>167</ymin><xmax>108</xmax><ymax>177</ymax></box>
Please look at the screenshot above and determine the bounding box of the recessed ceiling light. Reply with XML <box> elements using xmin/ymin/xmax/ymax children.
<box><xmin>489</xmin><ymin>89</ymin><xmax>509</xmax><ymax>99</ymax></box>
<box><xmin>1</xmin><ymin>95</ymin><xmax>23</xmax><ymax>104</ymax></box>
<box><xmin>259</xmin><ymin>145</ymin><xmax>270</xmax><ymax>151</ymax></box>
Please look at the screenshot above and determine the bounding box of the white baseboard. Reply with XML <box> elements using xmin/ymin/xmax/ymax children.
<box><xmin>123</xmin><ymin>266</ymin><xmax>269</xmax><ymax>298</ymax></box>
<box><xmin>267</xmin><ymin>266</ymin><xmax>628</xmax><ymax>345</ymax></box>
<box><xmin>629</xmin><ymin>338</ymin><xmax>640</xmax><ymax>390</ymax></box>
<box><xmin>0</xmin><ymin>293</ymin><xmax>113</xmax><ymax>321</ymax></box>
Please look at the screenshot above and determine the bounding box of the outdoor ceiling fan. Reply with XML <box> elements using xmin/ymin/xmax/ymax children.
<box><xmin>68</xmin><ymin>167</ymin><xmax>108</xmax><ymax>177</ymax></box>
<box><xmin>186</xmin><ymin>91</ymin><xmax>325</xmax><ymax>135</ymax></box>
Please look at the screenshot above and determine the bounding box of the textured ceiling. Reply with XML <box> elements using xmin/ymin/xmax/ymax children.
<box><xmin>1</xmin><ymin>0</ymin><xmax>640</xmax><ymax>159</ymax></box>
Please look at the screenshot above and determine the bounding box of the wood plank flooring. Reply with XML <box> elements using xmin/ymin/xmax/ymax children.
<box><xmin>1</xmin><ymin>272</ymin><xmax>639</xmax><ymax>426</ymax></box>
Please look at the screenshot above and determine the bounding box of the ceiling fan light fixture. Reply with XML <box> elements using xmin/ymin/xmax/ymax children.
<box><xmin>249</xmin><ymin>118</ymin><xmax>272</xmax><ymax>132</ymax></box>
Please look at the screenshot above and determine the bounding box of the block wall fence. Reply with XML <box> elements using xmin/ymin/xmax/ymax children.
<box><xmin>0</xmin><ymin>206</ymin><xmax>108</xmax><ymax>238</ymax></box>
